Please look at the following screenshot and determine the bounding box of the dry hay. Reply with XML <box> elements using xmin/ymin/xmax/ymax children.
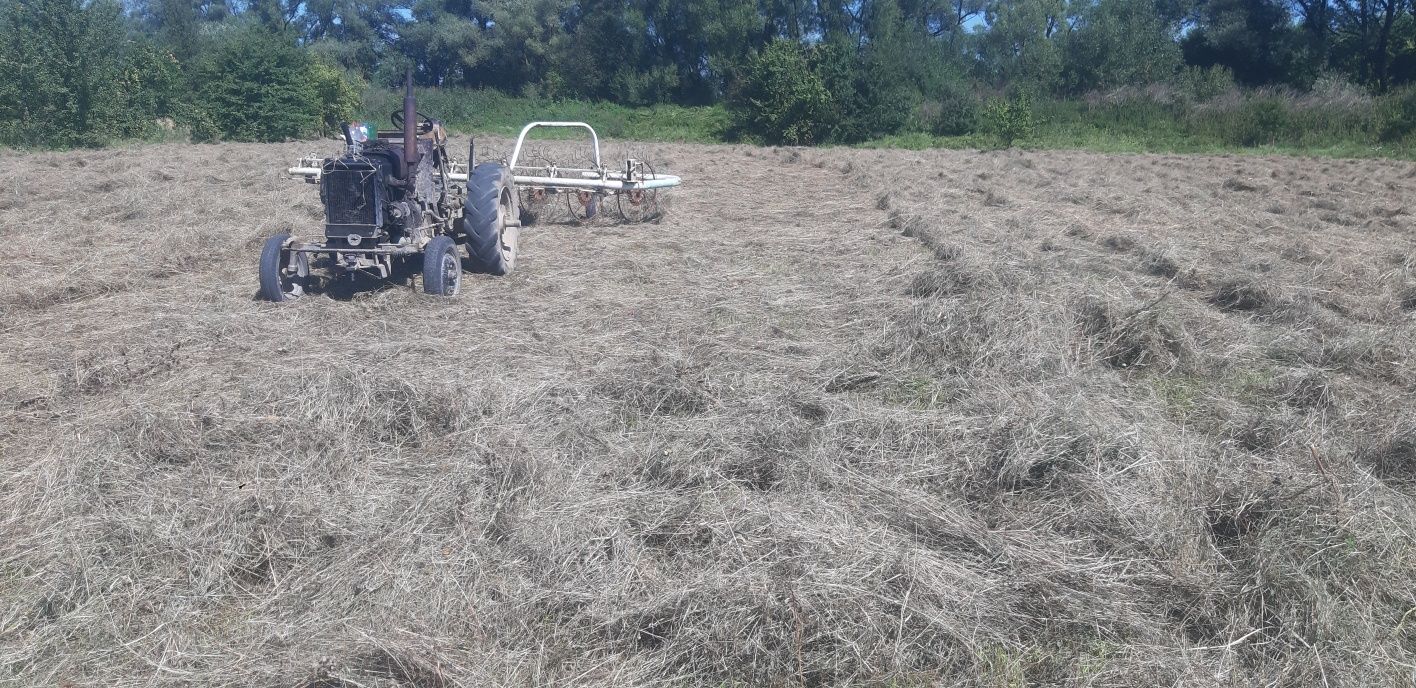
<box><xmin>0</xmin><ymin>139</ymin><xmax>1413</xmax><ymax>686</ymax></box>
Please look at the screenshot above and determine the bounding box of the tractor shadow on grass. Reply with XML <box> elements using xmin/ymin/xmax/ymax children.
<box><xmin>247</xmin><ymin>255</ymin><xmax>424</xmax><ymax>302</ymax></box>
<box><xmin>320</xmin><ymin>273</ymin><xmax>419</xmax><ymax>301</ymax></box>
<box><xmin>320</xmin><ymin>256</ymin><xmax>424</xmax><ymax>301</ymax></box>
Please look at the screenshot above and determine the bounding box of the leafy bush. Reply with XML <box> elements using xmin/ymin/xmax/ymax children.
<box><xmin>808</xmin><ymin>39</ymin><xmax>860</xmax><ymax>142</ymax></box>
<box><xmin>984</xmin><ymin>94</ymin><xmax>1037</xmax><ymax>147</ymax></box>
<box><xmin>1174</xmin><ymin>65</ymin><xmax>1237</xmax><ymax>103</ymax></box>
<box><xmin>115</xmin><ymin>39</ymin><xmax>184</xmax><ymax>136</ymax></box>
<box><xmin>178</xmin><ymin>105</ymin><xmax>222</xmax><ymax>143</ymax></box>
<box><xmin>1225</xmin><ymin>97</ymin><xmax>1289</xmax><ymax>147</ymax></box>
<box><xmin>921</xmin><ymin>80</ymin><xmax>980</xmax><ymax>136</ymax></box>
<box><xmin>308</xmin><ymin>59</ymin><xmax>364</xmax><ymax>138</ymax></box>
<box><xmin>0</xmin><ymin>0</ymin><xmax>140</xmax><ymax>147</ymax></box>
<box><xmin>1377</xmin><ymin>86</ymin><xmax>1416</xmax><ymax>143</ymax></box>
<box><xmin>608</xmin><ymin>65</ymin><xmax>681</xmax><ymax>107</ymax></box>
<box><xmin>729</xmin><ymin>40</ymin><xmax>831</xmax><ymax>145</ymax></box>
<box><xmin>192</xmin><ymin>26</ymin><xmax>344</xmax><ymax>142</ymax></box>
<box><xmin>847</xmin><ymin>38</ymin><xmax>921</xmax><ymax>140</ymax></box>
<box><xmin>805</xmin><ymin>37</ymin><xmax>936</xmax><ymax>143</ymax></box>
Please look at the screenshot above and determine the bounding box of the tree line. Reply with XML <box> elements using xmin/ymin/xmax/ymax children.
<box><xmin>4</xmin><ymin>0</ymin><xmax>1416</xmax><ymax>147</ymax></box>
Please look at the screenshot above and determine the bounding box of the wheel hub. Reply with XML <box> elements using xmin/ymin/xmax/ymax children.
<box><xmin>441</xmin><ymin>253</ymin><xmax>459</xmax><ymax>292</ymax></box>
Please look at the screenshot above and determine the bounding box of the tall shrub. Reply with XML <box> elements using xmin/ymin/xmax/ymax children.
<box><xmin>729</xmin><ymin>40</ymin><xmax>830</xmax><ymax>145</ymax></box>
<box><xmin>1225</xmin><ymin>96</ymin><xmax>1289</xmax><ymax>146</ymax></box>
<box><xmin>0</xmin><ymin>0</ymin><xmax>133</xmax><ymax>147</ymax></box>
<box><xmin>1378</xmin><ymin>85</ymin><xmax>1416</xmax><ymax>143</ymax></box>
<box><xmin>192</xmin><ymin>26</ymin><xmax>320</xmax><ymax>142</ymax></box>
<box><xmin>308</xmin><ymin>59</ymin><xmax>364</xmax><ymax>137</ymax></box>
<box><xmin>117</xmin><ymin>39</ymin><xmax>184</xmax><ymax>131</ymax></box>
<box><xmin>922</xmin><ymin>79</ymin><xmax>980</xmax><ymax>136</ymax></box>
<box><xmin>985</xmin><ymin>94</ymin><xmax>1038</xmax><ymax>147</ymax></box>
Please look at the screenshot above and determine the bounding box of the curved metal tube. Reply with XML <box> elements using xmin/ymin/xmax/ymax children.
<box><xmin>509</xmin><ymin>174</ymin><xmax>682</xmax><ymax>190</ymax></box>
<box><xmin>285</xmin><ymin>167</ymin><xmax>683</xmax><ymax>191</ymax></box>
<box><xmin>508</xmin><ymin>122</ymin><xmax>601</xmax><ymax>171</ymax></box>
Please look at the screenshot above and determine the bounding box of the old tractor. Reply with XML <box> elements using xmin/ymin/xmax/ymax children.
<box><xmin>262</xmin><ymin>73</ymin><xmax>681</xmax><ymax>301</ymax></box>
<box><xmin>259</xmin><ymin>72</ymin><xmax>515</xmax><ymax>301</ymax></box>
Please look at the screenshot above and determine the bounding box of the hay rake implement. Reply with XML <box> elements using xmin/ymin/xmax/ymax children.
<box><xmin>287</xmin><ymin>121</ymin><xmax>681</xmax><ymax>225</ymax></box>
<box><xmin>500</xmin><ymin>122</ymin><xmax>681</xmax><ymax>224</ymax></box>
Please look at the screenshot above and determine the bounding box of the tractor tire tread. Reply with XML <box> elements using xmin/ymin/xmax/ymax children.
<box><xmin>259</xmin><ymin>233</ymin><xmax>293</xmax><ymax>302</ymax></box>
<box><xmin>422</xmin><ymin>235</ymin><xmax>460</xmax><ymax>296</ymax></box>
<box><xmin>463</xmin><ymin>163</ymin><xmax>514</xmax><ymax>275</ymax></box>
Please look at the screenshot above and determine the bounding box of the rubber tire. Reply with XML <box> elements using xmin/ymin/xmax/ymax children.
<box><xmin>258</xmin><ymin>233</ymin><xmax>307</xmax><ymax>302</ymax></box>
<box><xmin>463</xmin><ymin>162</ymin><xmax>517</xmax><ymax>275</ymax></box>
<box><xmin>422</xmin><ymin>235</ymin><xmax>461</xmax><ymax>296</ymax></box>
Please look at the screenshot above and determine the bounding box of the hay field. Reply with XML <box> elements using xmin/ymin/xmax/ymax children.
<box><xmin>0</xmin><ymin>139</ymin><xmax>1413</xmax><ymax>686</ymax></box>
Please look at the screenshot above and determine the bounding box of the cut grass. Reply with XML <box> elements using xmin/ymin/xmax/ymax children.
<box><xmin>1</xmin><ymin>139</ymin><xmax>1413</xmax><ymax>686</ymax></box>
<box><xmin>863</xmin><ymin>127</ymin><xmax>1415</xmax><ymax>159</ymax></box>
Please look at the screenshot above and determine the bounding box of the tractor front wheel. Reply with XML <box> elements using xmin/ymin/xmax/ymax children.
<box><xmin>258</xmin><ymin>233</ymin><xmax>308</xmax><ymax>302</ymax></box>
<box><xmin>422</xmin><ymin>235</ymin><xmax>461</xmax><ymax>296</ymax></box>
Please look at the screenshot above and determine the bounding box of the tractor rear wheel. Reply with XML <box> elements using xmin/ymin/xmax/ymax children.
<box><xmin>463</xmin><ymin>163</ymin><xmax>518</xmax><ymax>275</ymax></box>
<box><xmin>422</xmin><ymin>235</ymin><xmax>461</xmax><ymax>296</ymax></box>
<box><xmin>258</xmin><ymin>233</ymin><xmax>308</xmax><ymax>302</ymax></box>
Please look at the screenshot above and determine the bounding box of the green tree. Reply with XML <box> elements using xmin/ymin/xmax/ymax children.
<box><xmin>1063</xmin><ymin>0</ymin><xmax>1183</xmax><ymax>92</ymax></box>
<box><xmin>931</xmin><ymin>0</ymin><xmax>988</xmax><ymax>48</ymax></box>
<box><xmin>393</xmin><ymin>0</ymin><xmax>488</xmax><ymax>85</ymax></box>
<box><xmin>304</xmin><ymin>0</ymin><xmax>406</xmax><ymax>77</ymax></box>
<box><xmin>0</xmin><ymin>0</ymin><xmax>136</xmax><ymax>146</ymax></box>
<box><xmin>473</xmin><ymin>0</ymin><xmax>574</xmax><ymax>96</ymax></box>
<box><xmin>1330</xmin><ymin>0</ymin><xmax>1410</xmax><ymax>90</ymax></box>
<box><xmin>191</xmin><ymin>26</ymin><xmax>321</xmax><ymax>141</ymax></box>
<box><xmin>555</xmin><ymin>0</ymin><xmax>669</xmax><ymax>103</ymax></box>
<box><xmin>248</xmin><ymin>0</ymin><xmax>301</xmax><ymax>31</ymax></box>
<box><xmin>855</xmin><ymin>0</ymin><xmax>927</xmax><ymax>136</ymax></box>
<box><xmin>763</xmin><ymin>0</ymin><xmax>819</xmax><ymax>39</ymax></box>
<box><xmin>148</xmin><ymin>0</ymin><xmax>202</xmax><ymax>60</ymax></box>
<box><xmin>117</xmin><ymin>38</ymin><xmax>185</xmax><ymax>128</ymax></box>
<box><xmin>729</xmin><ymin>39</ymin><xmax>831</xmax><ymax>144</ymax></box>
<box><xmin>641</xmin><ymin>0</ymin><xmax>765</xmax><ymax>104</ymax></box>
<box><xmin>1181</xmin><ymin>0</ymin><xmax>1310</xmax><ymax>87</ymax></box>
<box><xmin>550</xmin><ymin>0</ymin><xmax>767</xmax><ymax>105</ymax></box>
<box><xmin>826</xmin><ymin>0</ymin><xmax>934</xmax><ymax>139</ymax></box>
<box><xmin>978</xmin><ymin>0</ymin><xmax>1070</xmax><ymax>92</ymax></box>
<box><xmin>807</xmin><ymin>2</ymin><xmax>964</xmax><ymax>142</ymax></box>
<box><xmin>1292</xmin><ymin>0</ymin><xmax>1335</xmax><ymax>67</ymax></box>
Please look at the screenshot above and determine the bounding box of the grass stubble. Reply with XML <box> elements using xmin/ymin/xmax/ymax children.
<box><xmin>0</xmin><ymin>139</ymin><xmax>1413</xmax><ymax>685</ymax></box>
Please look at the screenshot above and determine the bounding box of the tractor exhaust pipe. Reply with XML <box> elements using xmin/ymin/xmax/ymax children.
<box><xmin>403</xmin><ymin>68</ymin><xmax>419</xmax><ymax>174</ymax></box>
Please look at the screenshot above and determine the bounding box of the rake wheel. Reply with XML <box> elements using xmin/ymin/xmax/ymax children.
<box><xmin>616</xmin><ymin>162</ymin><xmax>661</xmax><ymax>223</ymax></box>
<box><xmin>567</xmin><ymin>189</ymin><xmax>599</xmax><ymax>224</ymax></box>
<box><xmin>516</xmin><ymin>154</ymin><xmax>557</xmax><ymax>226</ymax></box>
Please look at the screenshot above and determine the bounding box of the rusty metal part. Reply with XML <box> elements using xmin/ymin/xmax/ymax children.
<box><xmin>568</xmin><ymin>189</ymin><xmax>598</xmax><ymax>223</ymax></box>
<box><xmin>516</xmin><ymin>154</ymin><xmax>559</xmax><ymax>224</ymax></box>
<box><xmin>615</xmin><ymin>162</ymin><xmax>661</xmax><ymax>223</ymax></box>
<box><xmin>402</xmin><ymin>69</ymin><xmax>419</xmax><ymax>173</ymax></box>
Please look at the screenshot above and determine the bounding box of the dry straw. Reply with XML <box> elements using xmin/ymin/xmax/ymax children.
<box><xmin>0</xmin><ymin>139</ymin><xmax>1413</xmax><ymax>686</ymax></box>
